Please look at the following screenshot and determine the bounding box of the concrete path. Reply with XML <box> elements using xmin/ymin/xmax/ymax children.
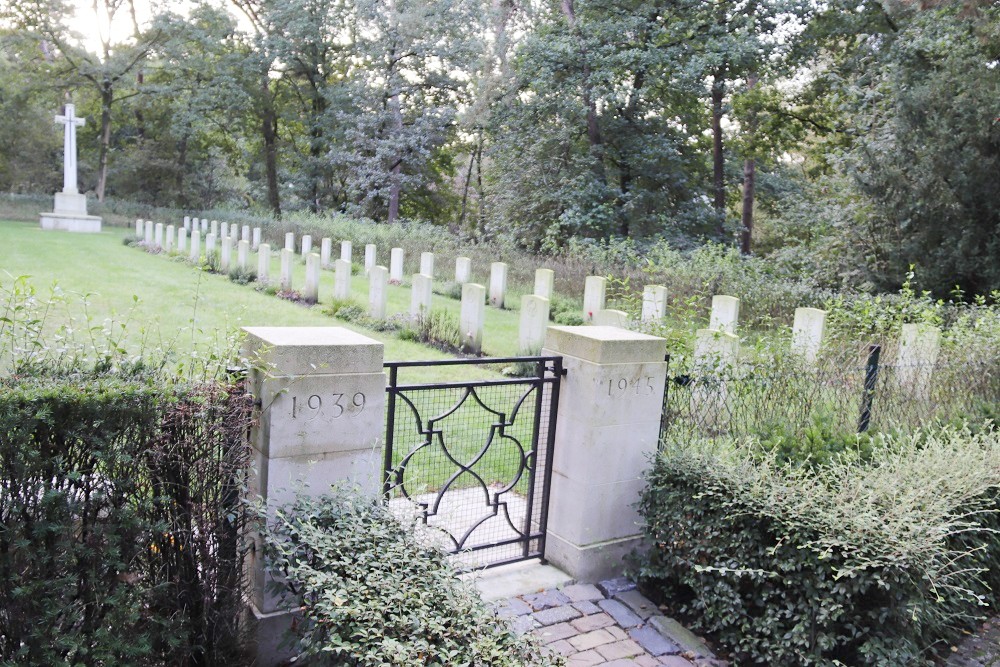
<box><xmin>494</xmin><ymin>577</ymin><xmax>727</xmax><ymax>667</ymax></box>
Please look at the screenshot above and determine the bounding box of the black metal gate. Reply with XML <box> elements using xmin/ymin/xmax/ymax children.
<box><xmin>383</xmin><ymin>356</ymin><xmax>562</xmax><ymax>569</ymax></box>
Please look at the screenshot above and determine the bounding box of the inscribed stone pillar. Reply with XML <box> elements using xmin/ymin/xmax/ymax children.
<box><xmin>301</xmin><ymin>235</ymin><xmax>313</xmax><ymax>258</ymax></box>
<box><xmin>284</xmin><ymin>233</ymin><xmax>295</xmax><ymax>252</ymax></box>
<box><xmin>534</xmin><ymin>269</ymin><xmax>554</xmax><ymax>300</ymax></box>
<box><xmin>334</xmin><ymin>259</ymin><xmax>351</xmax><ymax>300</ymax></box>
<box><xmin>410</xmin><ymin>274</ymin><xmax>433</xmax><ymax>318</ymax></box>
<box><xmin>460</xmin><ymin>283</ymin><xmax>486</xmax><ymax>354</ymax></box>
<box><xmin>709</xmin><ymin>295</ymin><xmax>740</xmax><ymax>334</ymax></box>
<box><xmin>792</xmin><ymin>308</ymin><xmax>827</xmax><ymax>364</ymax></box>
<box><xmin>593</xmin><ymin>309</ymin><xmax>628</xmax><ymax>328</ymax></box>
<box><xmin>257</xmin><ymin>244</ymin><xmax>271</xmax><ymax>285</ymax></box>
<box><xmin>252</xmin><ymin>228</ymin><xmax>261</xmax><ymax>251</ymax></box>
<box><xmin>489</xmin><ymin>262</ymin><xmax>508</xmax><ymax>308</ymax></box>
<box><xmin>364</xmin><ymin>244</ymin><xmax>376</xmax><ymax>275</ymax></box>
<box><xmin>220</xmin><ymin>236</ymin><xmax>232</xmax><ymax>272</ymax></box>
<box><xmin>389</xmin><ymin>248</ymin><xmax>404</xmax><ymax>283</ymax></box>
<box><xmin>165</xmin><ymin>225</ymin><xmax>175</xmax><ymax>253</ymax></box>
<box><xmin>455</xmin><ymin>257</ymin><xmax>472</xmax><ymax>284</ymax></box>
<box><xmin>154</xmin><ymin>223</ymin><xmax>164</xmax><ymax>249</ymax></box>
<box><xmin>420</xmin><ymin>252</ymin><xmax>434</xmax><ymax>278</ymax></box>
<box><xmin>341</xmin><ymin>241</ymin><xmax>353</xmax><ymax>263</ymax></box>
<box><xmin>303</xmin><ymin>253</ymin><xmax>320</xmax><ymax>303</ymax></box>
<box><xmin>320</xmin><ymin>238</ymin><xmax>332</xmax><ymax>268</ymax></box>
<box><xmin>583</xmin><ymin>277</ymin><xmax>607</xmax><ymax>323</ymax></box>
<box><xmin>518</xmin><ymin>295</ymin><xmax>550</xmax><ymax>354</ymax></box>
<box><xmin>280</xmin><ymin>249</ymin><xmax>293</xmax><ymax>292</ymax></box>
<box><xmin>641</xmin><ymin>286</ymin><xmax>668</xmax><ymax>323</ymax></box>
<box><xmin>190</xmin><ymin>230</ymin><xmax>201</xmax><ymax>262</ymax></box>
<box><xmin>369</xmin><ymin>266</ymin><xmax>388</xmax><ymax>319</ymax></box>
<box><xmin>542</xmin><ymin>326</ymin><xmax>667</xmax><ymax>582</ymax></box>
<box><xmin>241</xmin><ymin>326</ymin><xmax>385</xmax><ymax>665</ymax></box>
<box><xmin>896</xmin><ymin>323</ymin><xmax>941</xmax><ymax>398</ymax></box>
<box><xmin>238</xmin><ymin>240</ymin><xmax>250</xmax><ymax>271</ymax></box>
<box><xmin>178</xmin><ymin>229</ymin><xmax>187</xmax><ymax>254</ymax></box>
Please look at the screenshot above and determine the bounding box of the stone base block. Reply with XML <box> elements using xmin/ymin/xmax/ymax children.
<box><xmin>545</xmin><ymin>531</ymin><xmax>646</xmax><ymax>583</ymax></box>
<box><xmin>40</xmin><ymin>211</ymin><xmax>102</xmax><ymax>233</ymax></box>
<box><xmin>53</xmin><ymin>191</ymin><xmax>88</xmax><ymax>214</ymax></box>
<box><xmin>243</xmin><ymin>603</ymin><xmax>297</xmax><ymax>666</ymax></box>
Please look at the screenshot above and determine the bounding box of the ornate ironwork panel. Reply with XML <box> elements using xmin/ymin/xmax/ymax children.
<box><xmin>383</xmin><ymin>356</ymin><xmax>562</xmax><ymax>570</ymax></box>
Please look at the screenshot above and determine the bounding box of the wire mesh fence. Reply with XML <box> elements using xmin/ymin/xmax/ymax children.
<box><xmin>661</xmin><ymin>342</ymin><xmax>1000</xmax><ymax>443</ymax></box>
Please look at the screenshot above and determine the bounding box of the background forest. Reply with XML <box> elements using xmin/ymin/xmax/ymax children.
<box><xmin>1</xmin><ymin>0</ymin><xmax>998</xmax><ymax>298</ymax></box>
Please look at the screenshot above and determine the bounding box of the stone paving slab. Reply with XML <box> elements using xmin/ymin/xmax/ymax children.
<box><xmin>498</xmin><ymin>577</ymin><xmax>727</xmax><ymax>666</ymax></box>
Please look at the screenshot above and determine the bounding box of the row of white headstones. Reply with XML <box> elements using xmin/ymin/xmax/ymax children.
<box><xmin>137</xmin><ymin>216</ymin><xmax>943</xmax><ymax>383</ymax></box>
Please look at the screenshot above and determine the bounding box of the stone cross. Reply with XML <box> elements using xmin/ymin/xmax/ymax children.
<box><xmin>55</xmin><ymin>103</ymin><xmax>85</xmax><ymax>194</ymax></box>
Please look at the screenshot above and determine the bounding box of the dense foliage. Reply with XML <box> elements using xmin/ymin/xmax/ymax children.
<box><xmin>636</xmin><ymin>427</ymin><xmax>1000</xmax><ymax>666</ymax></box>
<box><xmin>0</xmin><ymin>369</ymin><xmax>252</xmax><ymax>665</ymax></box>
<box><xmin>261</xmin><ymin>488</ymin><xmax>559</xmax><ymax>666</ymax></box>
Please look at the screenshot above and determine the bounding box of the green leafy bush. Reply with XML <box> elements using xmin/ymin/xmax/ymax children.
<box><xmin>0</xmin><ymin>369</ymin><xmax>252</xmax><ymax>665</ymax></box>
<box><xmin>260</xmin><ymin>488</ymin><xmax>560</xmax><ymax>666</ymax></box>
<box><xmin>636</xmin><ymin>427</ymin><xmax>1000</xmax><ymax>666</ymax></box>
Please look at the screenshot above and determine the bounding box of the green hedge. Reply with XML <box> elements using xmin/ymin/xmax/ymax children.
<box><xmin>261</xmin><ymin>488</ymin><xmax>561</xmax><ymax>666</ymax></box>
<box><xmin>636</xmin><ymin>427</ymin><xmax>1000</xmax><ymax>666</ymax></box>
<box><xmin>0</xmin><ymin>370</ymin><xmax>252</xmax><ymax>665</ymax></box>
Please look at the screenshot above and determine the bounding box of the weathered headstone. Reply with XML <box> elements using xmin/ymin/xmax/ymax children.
<box><xmin>542</xmin><ymin>326</ymin><xmax>667</xmax><ymax>582</ymax></box>
<box><xmin>896</xmin><ymin>323</ymin><xmax>941</xmax><ymax>398</ymax></box>
<box><xmin>534</xmin><ymin>268</ymin><xmax>555</xmax><ymax>300</ymax></box>
<box><xmin>519</xmin><ymin>295</ymin><xmax>550</xmax><ymax>353</ymax></box>
<box><xmin>489</xmin><ymin>262</ymin><xmax>508</xmax><ymax>308</ymax></box>
<box><xmin>303</xmin><ymin>253</ymin><xmax>320</xmax><ymax>303</ymax></box>
<box><xmin>460</xmin><ymin>283</ymin><xmax>486</xmax><ymax>354</ymax></box>
<box><xmin>593</xmin><ymin>309</ymin><xmax>628</xmax><ymax>328</ymax></box>
<box><xmin>410</xmin><ymin>274</ymin><xmax>433</xmax><ymax>318</ymax></box>
<box><xmin>39</xmin><ymin>103</ymin><xmax>102</xmax><ymax>232</ymax></box>
<box><xmin>364</xmin><ymin>244</ymin><xmax>376</xmax><ymax>275</ymax></box>
<box><xmin>455</xmin><ymin>257</ymin><xmax>472</xmax><ymax>284</ymax></box>
<box><xmin>256</xmin><ymin>244</ymin><xmax>270</xmax><ymax>284</ymax></box>
<box><xmin>709</xmin><ymin>295</ymin><xmax>740</xmax><ymax>334</ymax></box>
<box><xmin>369</xmin><ymin>266</ymin><xmax>389</xmax><ymax>318</ymax></box>
<box><xmin>641</xmin><ymin>285</ymin><xmax>668</xmax><ymax>322</ymax></box>
<box><xmin>583</xmin><ymin>277</ymin><xmax>607</xmax><ymax>323</ymax></box>
<box><xmin>334</xmin><ymin>259</ymin><xmax>351</xmax><ymax>300</ymax></box>
<box><xmin>238</xmin><ymin>240</ymin><xmax>250</xmax><ymax>271</ymax></box>
<box><xmin>320</xmin><ymin>238</ymin><xmax>332</xmax><ymax>268</ymax></box>
<box><xmin>791</xmin><ymin>308</ymin><xmax>827</xmax><ymax>364</ymax></box>
<box><xmin>341</xmin><ymin>241</ymin><xmax>352</xmax><ymax>264</ymax></box>
<box><xmin>420</xmin><ymin>252</ymin><xmax>434</xmax><ymax>278</ymax></box>
<box><xmin>280</xmin><ymin>249</ymin><xmax>293</xmax><ymax>292</ymax></box>
<box><xmin>389</xmin><ymin>248</ymin><xmax>404</xmax><ymax>283</ymax></box>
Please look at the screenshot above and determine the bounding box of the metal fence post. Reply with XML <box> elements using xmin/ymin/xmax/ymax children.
<box><xmin>858</xmin><ymin>344</ymin><xmax>881</xmax><ymax>433</ymax></box>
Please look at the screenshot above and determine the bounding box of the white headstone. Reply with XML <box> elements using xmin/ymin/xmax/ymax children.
<box><xmin>455</xmin><ymin>257</ymin><xmax>472</xmax><ymax>284</ymax></box>
<box><xmin>211</xmin><ymin>220</ymin><xmax>219</xmax><ymax>237</ymax></box>
<box><xmin>198</xmin><ymin>219</ymin><xmax>205</xmax><ymax>234</ymax></box>
<box><xmin>593</xmin><ymin>309</ymin><xmax>629</xmax><ymax>328</ymax></box>
<box><xmin>641</xmin><ymin>285</ymin><xmax>668</xmax><ymax>322</ymax></box>
<box><xmin>792</xmin><ymin>308</ymin><xmax>827</xmax><ymax>364</ymax></box>
<box><xmin>252</xmin><ymin>227</ymin><xmax>261</xmax><ymax>251</ymax></box>
<box><xmin>519</xmin><ymin>295</ymin><xmax>550</xmax><ymax>354</ymax></box>
<box><xmin>334</xmin><ymin>259</ymin><xmax>351</xmax><ymax>300</ymax></box>
<box><xmin>389</xmin><ymin>248</ymin><xmax>404</xmax><ymax>283</ymax></box>
<box><xmin>301</xmin><ymin>235</ymin><xmax>313</xmax><ymax>258</ymax></box>
<box><xmin>144</xmin><ymin>220</ymin><xmax>154</xmax><ymax>244</ymax></box>
<box><xmin>369</xmin><ymin>266</ymin><xmax>389</xmax><ymax>319</ymax></box>
<box><xmin>489</xmin><ymin>262</ymin><xmax>508</xmax><ymax>308</ymax></box>
<box><xmin>135</xmin><ymin>219</ymin><xmax>143</xmax><ymax>237</ymax></box>
<box><xmin>189</xmin><ymin>230</ymin><xmax>201</xmax><ymax>262</ymax></box>
<box><xmin>178</xmin><ymin>228</ymin><xmax>187</xmax><ymax>254</ymax></box>
<box><xmin>896</xmin><ymin>323</ymin><xmax>941</xmax><ymax>398</ymax></box>
<box><xmin>419</xmin><ymin>252</ymin><xmax>434</xmax><ymax>278</ymax></box>
<box><xmin>154</xmin><ymin>223</ymin><xmax>164</xmax><ymax>249</ymax></box>
<box><xmin>709</xmin><ymin>295</ymin><xmax>740</xmax><ymax>334</ymax></box>
<box><xmin>320</xmin><ymin>238</ymin><xmax>332</xmax><ymax>268</ymax></box>
<box><xmin>285</xmin><ymin>232</ymin><xmax>295</xmax><ymax>252</ymax></box>
<box><xmin>257</xmin><ymin>243</ymin><xmax>271</xmax><ymax>284</ymax></box>
<box><xmin>341</xmin><ymin>241</ymin><xmax>353</xmax><ymax>263</ymax></box>
<box><xmin>165</xmin><ymin>225</ymin><xmax>175</xmax><ymax>253</ymax></box>
<box><xmin>238</xmin><ymin>240</ymin><xmax>250</xmax><ymax>270</ymax></box>
<box><xmin>229</xmin><ymin>223</ymin><xmax>238</xmax><ymax>239</ymax></box>
<box><xmin>280</xmin><ymin>249</ymin><xmax>294</xmax><ymax>292</ymax></box>
<box><xmin>534</xmin><ymin>268</ymin><xmax>554</xmax><ymax>300</ymax></box>
<box><xmin>206</xmin><ymin>232</ymin><xmax>217</xmax><ymax>257</ymax></box>
<box><xmin>364</xmin><ymin>244</ymin><xmax>376</xmax><ymax>275</ymax></box>
<box><xmin>182</xmin><ymin>216</ymin><xmax>190</xmax><ymax>230</ymax></box>
<box><xmin>220</xmin><ymin>235</ymin><xmax>232</xmax><ymax>272</ymax></box>
<box><xmin>411</xmin><ymin>274</ymin><xmax>433</xmax><ymax>318</ymax></box>
<box><xmin>460</xmin><ymin>283</ymin><xmax>486</xmax><ymax>354</ymax></box>
<box><xmin>303</xmin><ymin>253</ymin><xmax>320</xmax><ymax>302</ymax></box>
<box><xmin>583</xmin><ymin>276</ymin><xmax>607</xmax><ymax>323</ymax></box>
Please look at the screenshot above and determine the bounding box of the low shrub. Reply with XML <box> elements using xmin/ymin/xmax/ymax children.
<box><xmin>260</xmin><ymin>488</ymin><xmax>560</xmax><ymax>666</ymax></box>
<box><xmin>636</xmin><ymin>426</ymin><xmax>1000</xmax><ymax>666</ymax></box>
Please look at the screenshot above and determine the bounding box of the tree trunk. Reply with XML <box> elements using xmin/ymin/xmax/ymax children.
<box><xmin>95</xmin><ymin>85</ymin><xmax>113</xmax><ymax>202</ymax></box>
<box><xmin>261</xmin><ymin>79</ymin><xmax>281</xmax><ymax>217</ymax></box>
<box><xmin>561</xmin><ymin>0</ymin><xmax>604</xmax><ymax>155</ymax></box>
<box><xmin>740</xmin><ymin>157</ymin><xmax>755</xmax><ymax>254</ymax></box>
<box><xmin>387</xmin><ymin>92</ymin><xmax>403</xmax><ymax>223</ymax></box>
<box><xmin>711</xmin><ymin>70</ymin><xmax>725</xmax><ymax>236</ymax></box>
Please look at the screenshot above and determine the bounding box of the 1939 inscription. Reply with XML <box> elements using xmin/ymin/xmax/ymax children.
<box><xmin>606</xmin><ymin>377</ymin><xmax>656</xmax><ymax>398</ymax></box>
<box><xmin>291</xmin><ymin>392</ymin><xmax>366</xmax><ymax>420</ymax></box>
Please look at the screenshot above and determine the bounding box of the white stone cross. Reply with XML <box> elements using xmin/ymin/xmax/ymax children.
<box><xmin>55</xmin><ymin>103</ymin><xmax>85</xmax><ymax>194</ymax></box>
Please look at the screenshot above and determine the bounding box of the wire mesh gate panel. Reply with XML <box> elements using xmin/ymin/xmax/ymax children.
<box><xmin>383</xmin><ymin>357</ymin><xmax>561</xmax><ymax>570</ymax></box>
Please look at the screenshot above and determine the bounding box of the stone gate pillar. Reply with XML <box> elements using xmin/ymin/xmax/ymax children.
<box><xmin>241</xmin><ymin>326</ymin><xmax>385</xmax><ymax>665</ymax></box>
<box><xmin>541</xmin><ymin>326</ymin><xmax>667</xmax><ymax>582</ymax></box>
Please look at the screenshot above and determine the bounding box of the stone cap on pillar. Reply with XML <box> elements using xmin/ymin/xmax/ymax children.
<box><xmin>242</xmin><ymin>326</ymin><xmax>383</xmax><ymax>376</ymax></box>
<box><xmin>543</xmin><ymin>326</ymin><xmax>665</xmax><ymax>364</ymax></box>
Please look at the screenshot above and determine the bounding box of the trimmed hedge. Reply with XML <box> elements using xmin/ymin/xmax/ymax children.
<box><xmin>261</xmin><ymin>488</ymin><xmax>561</xmax><ymax>666</ymax></box>
<box><xmin>636</xmin><ymin>427</ymin><xmax>1000</xmax><ymax>666</ymax></box>
<box><xmin>0</xmin><ymin>370</ymin><xmax>252</xmax><ymax>665</ymax></box>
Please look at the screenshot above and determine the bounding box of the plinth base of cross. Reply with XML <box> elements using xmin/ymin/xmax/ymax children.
<box><xmin>40</xmin><ymin>192</ymin><xmax>102</xmax><ymax>233</ymax></box>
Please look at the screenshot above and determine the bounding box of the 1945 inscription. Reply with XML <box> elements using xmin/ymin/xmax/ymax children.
<box><xmin>606</xmin><ymin>377</ymin><xmax>656</xmax><ymax>398</ymax></box>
